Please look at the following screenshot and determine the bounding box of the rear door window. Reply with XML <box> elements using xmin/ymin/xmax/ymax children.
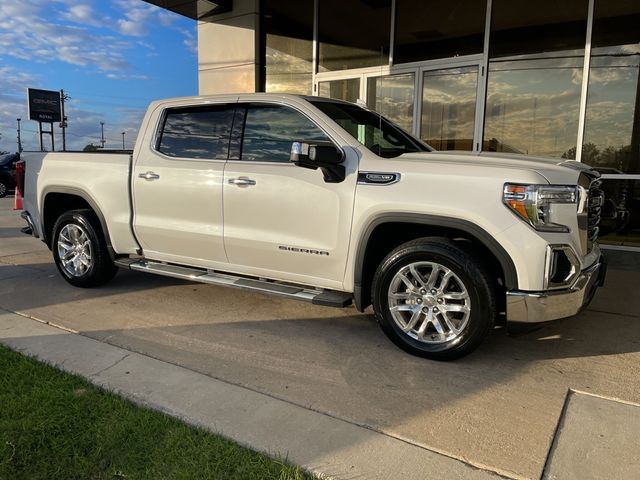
<box><xmin>157</xmin><ymin>105</ymin><xmax>235</xmax><ymax>160</ymax></box>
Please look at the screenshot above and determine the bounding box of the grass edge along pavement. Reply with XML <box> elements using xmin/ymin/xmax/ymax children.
<box><xmin>0</xmin><ymin>345</ymin><xmax>311</xmax><ymax>480</ymax></box>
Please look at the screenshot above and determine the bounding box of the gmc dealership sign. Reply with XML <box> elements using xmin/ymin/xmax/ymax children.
<box><xmin>28</xmin><ymin>88</ymin><xmax>61</xmax><ymax>122</ymax></box>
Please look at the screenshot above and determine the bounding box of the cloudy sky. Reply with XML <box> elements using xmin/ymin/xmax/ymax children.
<box><xmin>0</xmin><ymin>0</ymin><xmax>197</xmax><ymax>153</ymax></box>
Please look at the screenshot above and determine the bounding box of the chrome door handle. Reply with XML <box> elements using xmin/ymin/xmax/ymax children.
<box><xmin>228</xmin><ymin>177</ymin><xmax>256</xmax><ymax>186</ymax></box>
<box><xmin>139</xmin><ymin>171</ymin><xmax>160</xmax><ymax>181</ymax></box>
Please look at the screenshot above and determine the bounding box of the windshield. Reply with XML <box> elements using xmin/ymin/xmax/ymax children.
<box><xmin>308</xmin><ymin>100</ymin><xmax>432</xmax><ymax>158</ymax></box>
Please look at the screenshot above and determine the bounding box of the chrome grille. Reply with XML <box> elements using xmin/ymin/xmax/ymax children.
<box><xmin>587</xmin><ymin>178</ymin><xmax>603</xmax><ymax>247</ymax></box>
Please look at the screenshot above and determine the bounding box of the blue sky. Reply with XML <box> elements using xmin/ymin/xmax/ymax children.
<box><xmin>0</xmin><ymin>0</ymin><xmax>198</xmax><ymax>153</ymax></box>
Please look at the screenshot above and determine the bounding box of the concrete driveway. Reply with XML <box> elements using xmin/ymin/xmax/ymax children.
<box><xmin>1</xmin><ymin>196</ymin><xmax>638</xmax><ymax>479</ymax></box>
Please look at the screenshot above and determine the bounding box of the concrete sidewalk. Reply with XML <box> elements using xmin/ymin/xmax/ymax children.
<box><xmin>0</xmin><ymin>309</ymin><xmax>507</xmax><ymax>480</ymax></box>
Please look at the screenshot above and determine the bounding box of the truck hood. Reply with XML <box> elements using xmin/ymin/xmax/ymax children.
<box><xmin>397</xmin><ymin>150</ymin><xmax>594</xmax><ymax>184</ymax></box>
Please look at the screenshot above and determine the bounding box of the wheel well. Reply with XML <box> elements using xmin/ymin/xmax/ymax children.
<box><xmin>356</xmin><ymin>222</ymin><xmax>509</xmax><ymax>316</ymax></box>
<box><xmin>42</xmin><ymin>193</ymin><xmax>99</xmax><ymax>249</ymax></box>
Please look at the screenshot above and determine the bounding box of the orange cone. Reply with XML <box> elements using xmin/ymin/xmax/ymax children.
<box><xmin>14</xmin><ymin>161</ymin><xmax>24</xmax><ymax>210</ymax></box>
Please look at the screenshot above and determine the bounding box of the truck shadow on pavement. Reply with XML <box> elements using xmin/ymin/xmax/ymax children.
<box><xmin>2</xmin><ymin>257</ymin><xmax>639</xmax><ymax>480</ymax></box>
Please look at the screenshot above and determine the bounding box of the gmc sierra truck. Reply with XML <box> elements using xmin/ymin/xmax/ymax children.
<box><xmin>19</xmin><ymin>93</ymin><xmax>606</xmax><ymax>360</ymax></box>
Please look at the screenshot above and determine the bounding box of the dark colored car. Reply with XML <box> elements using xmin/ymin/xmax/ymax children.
<box><xmin>0</xmin><ymin>153</ymin><xmax>19</xmax><ymax>198</ymax></box>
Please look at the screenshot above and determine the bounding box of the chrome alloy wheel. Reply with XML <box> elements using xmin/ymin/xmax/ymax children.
<box><xmin>0</xmin><ymin>182</ymin><xmax>6</xmax><ymax>197</ymax></box>
<box><xmin>387</xmin><ymin>261</ymin><xmax>471</xmax><ymax>344</ymax></box>
<box><xmin>57</xmin><ymin>224</ymin><xmax>93</xmax><ymax>277</ymax></box>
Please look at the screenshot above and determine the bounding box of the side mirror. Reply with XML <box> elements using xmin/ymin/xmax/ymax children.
<box><xmin>290</xmin><ymin>142</ymin><xmax>345</xmax><ymax>183</ymax></box>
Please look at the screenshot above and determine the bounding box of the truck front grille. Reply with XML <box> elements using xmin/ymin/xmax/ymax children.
<box><xmin>587</xmin><ymin>178</ymin><xmax>603</xmax><ymax>248</ymax></box>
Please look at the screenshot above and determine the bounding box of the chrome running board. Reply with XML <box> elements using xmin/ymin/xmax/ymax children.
<box><xmin>115</xmin><ymin>258</ymin><xmax>352</xmax><ymax>308</ymax></box>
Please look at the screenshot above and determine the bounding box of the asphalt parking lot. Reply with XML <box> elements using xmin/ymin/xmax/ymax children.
<box><xmin>1</xmin><ymin>196</ymin><xmax>639</xmax><ymax>479</ymax></box>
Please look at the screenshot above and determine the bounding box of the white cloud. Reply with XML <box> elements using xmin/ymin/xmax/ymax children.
<box><xmin>0</xmin><ymin>0</ymin><xmax>133</xmax><ymax>73</ymax></box>
<box><xmin>60</xmin><ymin>4</ymin><xmax>103</xmax><ymax>27</ymax></box>
<box><xmin>112</xmin><ymin>0</ymin><xmax>176</xmax><ymax>37</ymax></box>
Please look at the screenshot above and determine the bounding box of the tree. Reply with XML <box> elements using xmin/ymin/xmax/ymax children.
<box><xmin>83</xmin><ymin>143</ymin><xmax>99</xmax><ymax>152</ymax></box>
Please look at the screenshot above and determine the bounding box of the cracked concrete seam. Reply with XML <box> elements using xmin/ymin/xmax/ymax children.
<box><xmin>89</xmin><ymin>352</ymin><xmax>132</xmax><ymax>378</ymax></box>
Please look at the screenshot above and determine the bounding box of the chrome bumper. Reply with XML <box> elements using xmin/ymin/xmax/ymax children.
<box><xmin>506</xmin><ymin>258</ymin><xmax>606</xmax><ymax>323</ymax></box>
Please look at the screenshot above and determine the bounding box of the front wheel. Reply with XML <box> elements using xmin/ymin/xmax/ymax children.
<box><xmin>0</xmin><ymin>179</ymin><xmax>8</xmax><ymax>198</ymax></box>
<box><xmin>372</xmin><ymin>238</ymin><xmax>496</xmax><ymax>360</ymax></box>
<box><xmin>52</xmin><ymin>209</ymin><xmax>118</xmax><ymax>288</ymax></box>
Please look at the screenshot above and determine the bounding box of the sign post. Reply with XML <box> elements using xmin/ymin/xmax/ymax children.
<box><xmin>27</xmin><ymin>88</ymin><xmax>62</xmax><ymax>152</ymax></box>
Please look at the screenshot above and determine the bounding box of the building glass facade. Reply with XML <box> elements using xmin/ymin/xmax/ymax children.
<box><xmin>258</xmin><ymin>0</ymin><xmax>640</xmax><ymax>247</ymax></box>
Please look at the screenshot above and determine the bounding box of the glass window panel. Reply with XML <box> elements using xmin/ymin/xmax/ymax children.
<box><xmin>318</xmin><ymin>78</ymin><xmax>361</xmax><ymax>103</ymax></box>
<box><xmin>366</xmin><ymin>73</ymin><xmax>415</xmax><ymax>132</ymax></box>
<box><xmin>582</xmin><ymin>0</ymin><xmax>640</xmax><ymax>174</ymax></box>
<box><xmin>422</xmin><ymin>66</ymin><xmax>478</xmax><ymax>151</ymax></box>
<box><xmin>598</xmin><ymin>179</ymin><xmax>640</xmax><ymax>247</ymax></box>
<box><xmin>310</xmin><ymin>99</ymin><xmax>429</xmax><ymax>158</ymax></box>
<box><xmin>241</xmin><ymin>105</ymin><xmax>331</xmax><ymax>162</ymax></box>
<box><xmin>158</xmin><ymin>106</ymin><xmax>235</xmax><ymax>160</ymax></box>
<box><xmin>490</xmin><ymin>0</ymin><xmax>588</xmax><ymax>58</ymax></box>
<box><xmin>319</xmin><ymin>0</ymin><xmax>391</xmax><ymax>72</ymax></box>
<box><xmin>394</xmin><ymin>0</ymin><xmax>486</xmax><ymax>64</ymax></box>
<box><xmin>484</xmin><ymin>57</ymin><xmax>584</xmax><ymax>158</ymax></box>
<box><xmin>263</xmin><ymin>0</ymin><xmax>314</xmax><ymax>95</ymax></box>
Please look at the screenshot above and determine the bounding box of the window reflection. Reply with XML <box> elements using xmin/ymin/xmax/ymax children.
<box><xmin>422</xmin><ymin>67</ymin><xmax>477</xmax><ymax>151</ymax></box>
<box><xmin>263</xmin><ymin>0</ymin><xmax>314</xmax><ymax>95</ymax></box>
<box><xmin>318</xmin><ymin>0</ymin><xmax>391</xmax><ymax>71</ymax></box>
<box><xmin>484</xmin><ymin>56</ymin><xmax>584</xmax><ymax>157</ymax></box>
<box><xmin>490</xmin><ymin>0</ymin><xmax>588</xmax><ymax>58</ymax></box>
<box><xmin>241</xmin><ymin>106</ymin><xmax>330</xmax><ymax>162</ymax></box>
<box><xmin>598</xmin><ymin>179</ymin><xmax>640</xmax><ymax>247</ymax></box>
<box><xmin>158</xmin><ymin>106</ymin><xmax>235</xmax><ymax>160</ymax></box>
<box><xmin>394</xmin><ymin>0</ymin><xmax>486</xmax><ymax>64</ymax></box>
<box><xmin>582</xmin><ymin>0</ymin><xmax>640</xmax><ymax>174</ymax></box>
<box><xmin>366</xmin><ymin>73</ymin><xmax>415</xmax><ymax>133</ymax></box>
<box><xmin>318</xmin><ymin>78</ymin><xmax>361</xmax><ymax>103</ymax></box>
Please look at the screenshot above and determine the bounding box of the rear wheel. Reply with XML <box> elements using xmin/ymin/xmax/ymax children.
<box><xmin>52</xmin><ymin>209</ymin><xmax>118</xmax><ymax>288</ymax></box>
<box><xmin>0</xmin><ymin>179</ymin><xmax>8</xmax><ymax>198</ymax></box>
<box><xmin>372</xmin><ymin>238</ymin><xmax>496</xmax><ymax>360</ymax></box>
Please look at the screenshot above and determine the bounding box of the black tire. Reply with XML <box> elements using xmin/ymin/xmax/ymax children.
<box><xmin>0</xmin><ymin>179</ymin><xmax>8</xmax><ymax>198</ymax></box>
<box><xmin>372</xmin><ymin>237</ymin><xmax>496</xmax><ymax>360</ymax></box>
<box><xmin>52</xmin><ymin>209</ymin><xmax>118</xmax><ymax>288</ymax></box>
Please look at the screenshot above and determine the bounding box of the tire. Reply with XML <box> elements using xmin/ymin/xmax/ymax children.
<box><xmin>372</xmin><ymin>237</ymin><xmax>496</xmax><ymax>360</ymax></box>
<box><xmin>52</xmin><ymin>209</ymin><xmax>118</xmax><ymax>288</ymax></box>
<box><xmin>0</xmin><ymin>180</ymin><xmax>8</xmax><ymax>198</ymax></box>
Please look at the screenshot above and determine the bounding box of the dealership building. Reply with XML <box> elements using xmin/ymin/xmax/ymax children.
<box><xmin>147</xmin><ymin>0</ymin><xmax>639</xmax><ymax>248</ymax></box>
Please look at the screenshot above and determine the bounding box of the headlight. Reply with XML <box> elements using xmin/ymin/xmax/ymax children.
<box><xmin>503</xmin><ymin>184</ymin><xmax>578</xmax><ymax>232</ymax></box>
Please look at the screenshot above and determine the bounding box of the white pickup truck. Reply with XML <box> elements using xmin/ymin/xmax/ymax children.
<box><xmin>19</xmin><ymin>93</ymin><xmax>607</xmax><ymax>360</ymax></box>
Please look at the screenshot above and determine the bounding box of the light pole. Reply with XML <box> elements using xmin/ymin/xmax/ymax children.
<box><xmin>100</xmin><ymin>122</ymin><xmax>105</xmax><ymax>149</ymax></box>
<box><xmin>121</xmin><ymin>131</ymin><xmax>125</xmax><ymax>150</ymax></box>
<box><xmin>16</xmin><ymin>118</ymin><xmax>22</xmax><ymax>153</ymax></box>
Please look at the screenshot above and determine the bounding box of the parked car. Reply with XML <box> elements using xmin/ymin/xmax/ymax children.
<box><xmin>18</xmin><ymin>94</ymin><xmax>606</xmax><ymax>360</ymax></box>
<box><xmin>0</xmin><ymin>153</ymin><xmax>19</xmax><ymax>198</ymax></box>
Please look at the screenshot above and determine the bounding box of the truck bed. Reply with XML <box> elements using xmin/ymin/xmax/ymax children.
<box><xmin>22</xmin><ymin>151</ymin><xmax>139</xmax><ymax>254</ymax></box>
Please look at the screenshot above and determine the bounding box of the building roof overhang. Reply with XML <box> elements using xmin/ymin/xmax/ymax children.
<box><xmin>143</xmin><ymin>0</ymin><xmax>232</xmax><ymax>21</ymax></box>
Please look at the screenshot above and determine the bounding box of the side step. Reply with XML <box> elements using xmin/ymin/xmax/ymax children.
<box><xmin>115</xmin><ymin>258</ymin><xmax>352</xmax><ymax>308</ymax></box>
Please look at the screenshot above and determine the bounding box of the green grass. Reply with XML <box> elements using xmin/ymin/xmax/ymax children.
<box><xmin>0</xmin><ymin>345</ymin><xmax>310</xmax><ymax>480</ymax></box>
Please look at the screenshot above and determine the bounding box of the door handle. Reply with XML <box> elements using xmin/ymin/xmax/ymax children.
<box><xmin>139</xmin><ymin>171</ymin><xmax>160</xmax><ymax>181</ymax></box>
<box><xmin>228</xmin><ymin>177</ymin><xmax>256</xmax><ymax>186</ymax></box>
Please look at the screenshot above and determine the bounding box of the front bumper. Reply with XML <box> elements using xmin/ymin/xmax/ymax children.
<box><xmin>506</xmin><ymin>256</ymin><xmax>607</xmax><ymax>323</ymax></box>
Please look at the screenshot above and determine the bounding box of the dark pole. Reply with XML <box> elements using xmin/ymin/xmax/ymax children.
<box><xmin>16</xmin><ymin>118</ymin><xmax>22</xmax><ymax>153</ymax></box>
<box><xmin>60</xmin><ymin>89</ymin><xmax>68</xmax><ymax>151</ymax></box>
<box><xmin>38</xmin><ymin>122</ymin><xmax>43</xmax><ymax>152</ymax></box>
<box><xmin>100</xmin><ymin>122</ymin><xmax>105</xmax><ymax>149</ymax></box>
<box><xmin>121</xmin><ymin>131</ymin><xmax>125</xmax><ymax>150</ymax></box>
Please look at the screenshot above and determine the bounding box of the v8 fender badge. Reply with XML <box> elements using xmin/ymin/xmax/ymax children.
<box><xmin>357</xmin><ymin>171</ymin><xmax>401</xmax><ymax>185</ymax></box>
<box><xmin>279</xmin><ymin>245</ymin><xmax>330</xmax><ymax>256</ymax></box>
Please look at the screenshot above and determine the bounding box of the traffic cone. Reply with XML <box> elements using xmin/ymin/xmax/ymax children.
<box><xmin>14</xmin><ymin>161</ymin><xmax>24</xmax><ymax>210</ymax></box>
